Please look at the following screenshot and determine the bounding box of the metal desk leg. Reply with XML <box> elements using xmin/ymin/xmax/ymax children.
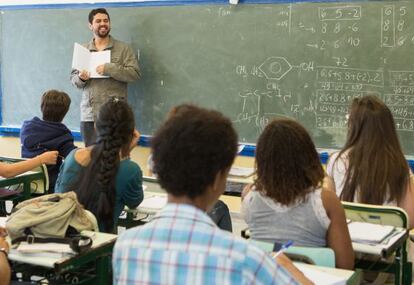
<box><xmin>96</xmin><ymin>254</ymin><xmax>111</xmax><ymax>285</ymax></box>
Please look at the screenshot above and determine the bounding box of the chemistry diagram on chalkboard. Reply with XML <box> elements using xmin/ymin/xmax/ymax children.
<box><xmin>232</xmin><ymin>3</ymin><xmax>414</xmax><ymax>135</ymax></box>
<box><xmin>234</xmin><ymin>54</ymin><xmax>414</xmax><ymax>134</ymax></box>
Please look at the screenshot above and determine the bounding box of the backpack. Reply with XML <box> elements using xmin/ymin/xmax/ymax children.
<box><xmin>6</xmin><ymin>192</ymin><xmax>96</xmax><ymax>252</ymax></box>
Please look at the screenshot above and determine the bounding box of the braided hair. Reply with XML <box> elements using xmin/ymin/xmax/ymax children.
<box><xmin>70</xmin><ymin>99</ymin><xmax>135</xmax><ymax>232</ymax></box>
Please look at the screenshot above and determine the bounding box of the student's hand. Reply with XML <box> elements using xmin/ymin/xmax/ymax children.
<box><xmin>129</xmin><ymin>129</ymin><xmax>140</xmax><ymax>152</ymax></box>
<box><xmin>0</xmin><ymin>227</ymin><xmax>7</xmax><ymax>238</ymax></box>
<box><xmin>38</xmin><ymin>151</ymin><xmax>58</xmax><ymax>165</ymax></box>
<box><xmin>79</xmin><ymin>70</ymin><xmax>90</xmax><ymax>81</ymax></box>
<box><xmin>96</xmin><ymin>64</ymin><xmax>105</xmax><ymax>75</ymax></box>
<box><xmin>241</xmin><ymin>184</ymin><xmax>253</xmax><ymax>200</ymax></box>
<box><xmin>275</xmin><ymin>254</ymin><xmax>314</xmax><ymax>285</ymax></box>
<box><xmin>0</xmin><ymin>238</ymin><xmax>9</xmax><ymax>253</ymax></box>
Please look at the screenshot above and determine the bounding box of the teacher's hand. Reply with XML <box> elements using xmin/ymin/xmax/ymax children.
<box><xmin>79</xmin><ymin>70</ymin><xmax>90</xmax><ymax>81</ymax></box>
<box><xmin>96</xmin><ymin>64</ymin><xmax>105</xmax><ymax>75</ymax></box>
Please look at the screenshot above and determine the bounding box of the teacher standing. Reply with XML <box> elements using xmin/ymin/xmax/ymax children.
<box><xmin>71</xmin><ymin>8</ymin><xmax>141</xmax><ymax>146</ymax></box>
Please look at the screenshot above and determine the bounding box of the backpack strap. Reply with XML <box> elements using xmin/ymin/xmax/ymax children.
<box><xmin>12</xmin><ymin>235</ymin><xmax>93</xmax><ymax>254</ymax></box>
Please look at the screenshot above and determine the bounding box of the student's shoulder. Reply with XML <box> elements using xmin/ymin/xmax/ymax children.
<box><xmin>119</xmin><ymin>159</ymin><xmax>143</xmax><ymax>175</ymax></box>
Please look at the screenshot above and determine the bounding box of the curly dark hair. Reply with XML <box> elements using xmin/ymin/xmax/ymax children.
<box><xmin>70</xmin><ymin>99</ymin><xmax>135</xmax><ymax>232</ymax></box>
<box><xmin>151</xmin><ymin>105</ymin><xmax>237</xmax><ymax>199</ymax></box>
<box><xmin>255</xmin><ymin>118</ymin><xmax>324</xmax><ymax>206</ymax></box>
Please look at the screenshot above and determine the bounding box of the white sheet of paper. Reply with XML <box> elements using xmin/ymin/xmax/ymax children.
<box><xmin>17</xmin><ymin>242</ymin><xmax>74</xmax><ymax>254</ymax></box>
<box><xmin>348</xmin><ymin>222</ymin><xmax>394</xmax><ymax>243</ymax></box>
<box><xmin>72</xmin><ymin>42</ymin><xmax>110</xmax><ymax>78</ymax></box>
<box><xmin>294</xmin><ymin>263</ymin><xmax>347</xmax><ymax>285</ymax></box>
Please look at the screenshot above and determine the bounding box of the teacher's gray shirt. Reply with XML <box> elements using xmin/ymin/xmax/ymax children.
<box><xmin>70</xmin><ymin>36</ymin><xmax>140</xmax><ymax>122</ymax></box>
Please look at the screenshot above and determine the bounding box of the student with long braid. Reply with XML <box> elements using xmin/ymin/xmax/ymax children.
<box><xmin>55</xmin><ymin>99</ymin><xmax>143</xmax><ymax>232</ymax></box>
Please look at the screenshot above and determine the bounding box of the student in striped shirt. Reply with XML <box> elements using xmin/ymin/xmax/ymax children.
<box><xmin>113</xmin><ymin>104</ymin><xmax>311</xmax><ymax>285</ymax></box>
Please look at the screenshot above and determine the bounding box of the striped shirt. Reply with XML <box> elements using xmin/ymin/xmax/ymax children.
<box><xmin>113</xmin><ymin>203</ymin><xmax>298</xmax><ymax>285</ymax></box>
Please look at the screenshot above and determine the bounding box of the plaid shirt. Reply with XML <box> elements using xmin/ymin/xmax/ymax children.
<box><xmin>113</xmin><ymin>203</ymin><xmax>298</xmax><ymax>285</ymax></box>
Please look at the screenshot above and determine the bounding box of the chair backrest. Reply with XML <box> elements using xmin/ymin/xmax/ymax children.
<box><xmin>341</xmin><ymin>201</ymin><xmax>409</xmax><ymax>229</ymax></box>
<box><xmin>249</xmin><ymin>239</ymin><xmax>336</xmax><ymax>268</ymax></box>
<box><xmin>30</xmin><ymin>163</ymin><xmax>49</xmax><ymax>194</ymax></box>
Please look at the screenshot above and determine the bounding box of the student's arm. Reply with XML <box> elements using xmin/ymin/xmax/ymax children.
<box><xmin>59</xmin><ymin>137</ymin><xmax>77</xmax><ymax>158</ymax></box>
<box><xmin>275</xmin><ymin>254</ymin><xmax>314</xmax><ymax>285</ymax></box>
<box><xmin>0</xmin><ymin>237</ymin><xmax>10</xmax><ymax>285</ymax></box>
<box><xmin>399</xmin><ymin>175</ymin><xmax>414</xmax><ymax>229</ymax></box>
<box><xmin>123</xmin><ymin>165</ymin><xmax>144</xmax><ymax>209</ymax></box>
<box><xmin>323</xmin><ymin>176</ymin><xmax>336</xmax><ymax>192</ymax></box>
<box><xmin>322</xmin><ymin>190</ymin><xmax>354</xmax><ymax>270</ymax></box>
<box><xmin>0</xmin><ymin>151</ymin><xmax>58</xmax><ymax>178</ymax></box>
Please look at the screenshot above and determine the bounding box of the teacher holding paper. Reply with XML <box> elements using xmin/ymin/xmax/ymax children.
<box><xmin>70</xmin><ymin>8</ymin><xmax>140</xmax><ymax>146</ymax></box>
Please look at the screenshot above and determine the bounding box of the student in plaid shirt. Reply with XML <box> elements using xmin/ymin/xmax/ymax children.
<box><xmin>113</xmin><ymin>105</ymin><xmax>312</xmax><ymax>285</ymax></box>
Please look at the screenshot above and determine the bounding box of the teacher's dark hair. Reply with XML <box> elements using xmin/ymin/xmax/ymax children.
<box><xmin>88</xmin><ymin>8</ymin><xmax>110</xmax><ymax>24</ymax></box>
<box><xmin>151</xmin><ymin>105</ymin><xmax>238</xmax><ymax>199</ymax></box>
<box><xmin>69</xmin><ymin>99</ymin><xmax>135</xmax><ymax>232</ymax></box>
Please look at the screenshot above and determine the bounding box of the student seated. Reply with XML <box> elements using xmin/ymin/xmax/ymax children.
<box><xmin>20</xmin><ymin>90</ymin><xmax>76</xmax><ymax>192</ymax></box>
<box><xmin>113</xmin><ymin>105</ymin><xmax>312</xmax><ymax>285</ymax></box>
<box><xmin>55</xmin><ymin>99</ymin><xmax>143</xmax><ymax>233</ymax></box>
<box><xmin>147</xmin><ymin>104</ymin><xmax>233</xmax><ymax>232</ymax></box>
<box><xmin>241</xmin><ymin>118</ymin><xmax>354</xmax><ymax>270</ymax></box>
<box><xmin>325</xmin><ymin>95</ymin><xmax>414</xmax><ymax>228</ymax></box>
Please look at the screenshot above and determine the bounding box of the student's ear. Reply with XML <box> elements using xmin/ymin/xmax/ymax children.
<box><xmin>88</xmin><ymin>23</ymin><xmax>93</xmax><ymax>31</ymax></box>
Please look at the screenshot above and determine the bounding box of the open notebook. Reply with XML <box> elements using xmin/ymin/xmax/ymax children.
<box><xmin>347</xmin><ymin>221</ymin><xmax>407</xmax><ymax>257</ymax></box>
<box><xmin>348</xmin><ymin>221</ymin><xmax>396</xmax><ymax>243</ymax></box>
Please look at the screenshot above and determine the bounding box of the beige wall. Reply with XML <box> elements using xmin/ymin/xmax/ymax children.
<box><xmin>0</xmin><ymin>136</ymin><xmax>255</xmax><ymax>177</ymax></box>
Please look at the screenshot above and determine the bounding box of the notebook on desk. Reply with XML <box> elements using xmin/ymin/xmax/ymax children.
<box><xmin>348</xmin><ymin>221</ymin><xmax>395</xmax><ymax>243</ymax></box>
<box><xmin>348</xmin><ymin>221</ymin><xmax>408</xmax><ymax>258</ymax></box>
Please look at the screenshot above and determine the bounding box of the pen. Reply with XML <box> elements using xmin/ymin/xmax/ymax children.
<box><xmin>271</xmin><ymin>240</ymin><xmax>294</xmax><ymax>258</ymax></box>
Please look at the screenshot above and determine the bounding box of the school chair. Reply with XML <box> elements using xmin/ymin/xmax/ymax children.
<box><xmin>0</xmin><ymin>156</ymin><xmax>49</xmax><ymax>195</ymax></box>
<box><xmin>342</xmin><ymin>201</ymin><xmax>412</xmax><ymax>285</ymax></box>
<box><xmin>0</xmin><ymin>157</ymin><xmax>48</xmax><ymax>216</ymax></box>
<box><xmin>248</xmin><ymin>239</ymin><xmax>336</xmax><ymax>267</ymax></box>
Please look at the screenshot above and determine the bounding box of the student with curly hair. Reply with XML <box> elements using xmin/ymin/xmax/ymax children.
<box><xmin>113</xmin><ymin>105</ymin><xmax>312</xmax><ymax>285</ymax></box>
<box><xmin>242</xmin><ymin>118</ymin><xmax>354</xmax><ymax>269</ymax></box>
<box><xmin>325</xmin><ymin>95</ymin><xmax>414</xmax><ymax>228</ymax></box>
<box><xmin>55</xmin><ymin>99</ymin><xmax>143</xmax><ymax>232</ymax></box>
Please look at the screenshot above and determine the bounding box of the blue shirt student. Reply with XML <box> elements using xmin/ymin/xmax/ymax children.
<box><xmin>20</xmin><ymin>116</ymin><xmax>76</xmax><ymax>192</ymax></box>
<box><xmin>113</xmin><ymin>203</ymin><xmax>298</xmax><ymax>285</ymax></box>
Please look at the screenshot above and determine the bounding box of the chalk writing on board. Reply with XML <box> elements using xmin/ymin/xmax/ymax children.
<box><xmin>3</xmin><ymin>3</ymin><xmax>414</xmax><ymax>152</ymax></box>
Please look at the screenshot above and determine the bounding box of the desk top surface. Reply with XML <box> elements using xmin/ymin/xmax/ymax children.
<box><xmin>8</xmin><ymin>231</ymin><xmax>116</xmax><ymax>269</ymax></box>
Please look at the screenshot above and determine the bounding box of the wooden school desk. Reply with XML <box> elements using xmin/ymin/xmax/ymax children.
<box><xmin>8</xmin><ymin>231</ymin><xmax>116</xmax><ymax>285</ymax></box>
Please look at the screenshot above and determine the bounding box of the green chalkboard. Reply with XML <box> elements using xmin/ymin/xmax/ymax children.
<box><xmin>2</xmin><ymin>2</ymin><xmax>414</xmax><ymax>154</ymax></box>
